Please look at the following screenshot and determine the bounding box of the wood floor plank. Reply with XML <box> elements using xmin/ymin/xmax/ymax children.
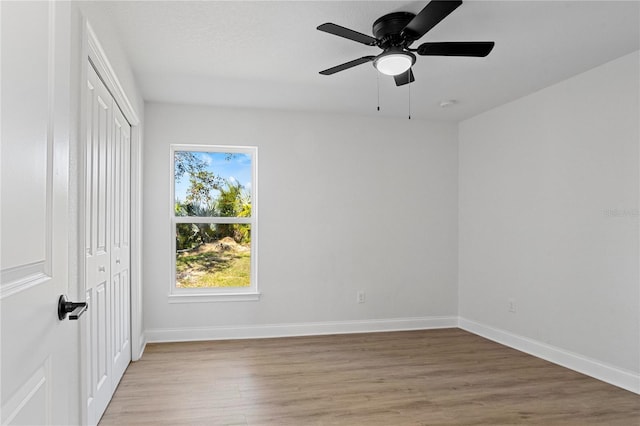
<box><xmin>99</xmin><ymin>329</ymin><xmax>640</xmax><ymax>425</ymax></box>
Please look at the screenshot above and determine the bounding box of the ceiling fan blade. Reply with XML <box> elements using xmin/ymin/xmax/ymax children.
<box><xmin>319</xmin><ymin>56</ymin><xmax>376</xmax><ymax>75</ymax></box>
<box><xmin>394</xmin><ymin>68</ymin><xmax>415</xmax><ymax>86</ymax></box>
<box><xmin>317</xmin><ymin>23</ymin><xmax>378</xmax><ymax>46</ymax></box>
<box><xmin>402</xmin><ymin>0</ymin><xmax>463</xmax><ymax>41</ymax></box>
<box><xmin>417</xmin><ymin>41</ymin><xmax>495</xmax><ymax>57</ymax></box>
<box><xmin>416</xmin><ymin>41</ymin><xmax>495</xmax><ymax>58</ymax></box>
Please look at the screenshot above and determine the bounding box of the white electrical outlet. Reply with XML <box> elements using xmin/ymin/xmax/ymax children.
<box><xmin>508</xmin><ymin>298</ymin><xmax>516</xmax><ymax>313</ymax></box>
<box><xmin>357</xmin><ymin>291</ymin><xmax>366</xmax><ymax>304</ymax></box>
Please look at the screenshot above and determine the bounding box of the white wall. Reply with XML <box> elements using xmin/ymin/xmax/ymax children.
<box><xmin>459</xmin><ymin>52</ymin><xmax>639</xmax><ymax>382</ymax></box>
<box><xmin>74</xmin><ymin>2</ymin><xmax>145</xmax><ymax>117</ymax></box>
<box><xmin>143</xmin><ymin>104</ymin><xmax>459</xmax><ymax>338</ymax></box>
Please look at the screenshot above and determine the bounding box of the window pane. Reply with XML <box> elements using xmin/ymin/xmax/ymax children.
<box><xmin>174</xmin><ymin>151</ymin><xmax>252</xmax><ymax>218</ymax></box>
<box><xmin>175</xmin><ymin>223</ymin><xmax>251</xmax><ymax>288</ymax></box>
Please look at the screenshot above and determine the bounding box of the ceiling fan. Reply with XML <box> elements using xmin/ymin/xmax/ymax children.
<box><xmin>317</xmin><ymin>0</ymin><xmax>494</xmax><ymax>86</ymax></box>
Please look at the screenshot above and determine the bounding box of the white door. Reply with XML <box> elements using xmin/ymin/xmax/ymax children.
<box><xmin>1</xmin><ymin>1</ymin><xmax>79</xmax><ymax>425</ymax></box>
<box><xmin>110</xmin><ymin>105</ymin><xmax>132</xmax><ymax>384</ymax></box>
<box><xmin>85</xmin><ymin>64</ymin><xmax>114</xmax><ymax>425</ymax></box>
<box><xmin>84</xmin><ymin>63</ymin><xmax>132</xmax><ymax>425</ymax></box>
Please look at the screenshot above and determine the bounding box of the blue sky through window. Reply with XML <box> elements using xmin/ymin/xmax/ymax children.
<box><xmin>175</xmin><ymin>151</ymin><xmax>252</xmax><ymax>203</ymax></box>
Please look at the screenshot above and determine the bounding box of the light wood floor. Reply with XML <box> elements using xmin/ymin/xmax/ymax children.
<box><xmin>100</xmin><ymin>329</ymin><xmax>640</xmax><ymax>425</ymax></box>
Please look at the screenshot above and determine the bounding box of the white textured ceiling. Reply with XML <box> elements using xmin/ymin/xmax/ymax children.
<box><xmin>99</xmin><ymin>1</ymin><xmax>640</xmax><ymax>121</ymax></box>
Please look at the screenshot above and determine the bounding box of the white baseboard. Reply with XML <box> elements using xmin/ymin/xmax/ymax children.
<box><xmin>133</xmin><ymin>334</ymin><xmax>147</xmax><ymax>361</ymax></box>
<box><xmin>145</xmin><ymin>316</ymin><xmax>457</xmax><ymax>343</ymax></box>
<box><xmin>459</xmin><ymin>317</ymin><xmax>640</xmax><ymax>395</ymax></box>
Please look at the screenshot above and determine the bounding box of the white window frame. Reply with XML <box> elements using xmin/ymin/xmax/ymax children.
<box><xmin>169</xmin><ymin>144</ymin><xmax>259</xmax><ymax>303</ymax></box>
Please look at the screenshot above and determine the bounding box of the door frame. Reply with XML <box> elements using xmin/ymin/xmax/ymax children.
<box><xmin>78</xmin><ymin>18</ymin><xmax>144</xmax><ymax>424</ymax></box>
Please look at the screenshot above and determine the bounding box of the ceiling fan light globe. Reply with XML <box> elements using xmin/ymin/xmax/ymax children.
<box><xmin>374</xmin><ymin>52</ymin><xmax>415</xmax><ymax>76</ymax></box>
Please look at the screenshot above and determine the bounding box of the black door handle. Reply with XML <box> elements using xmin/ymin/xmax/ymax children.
<box><xmin>58</xmin><ymin>295</ymin><xmax>88</xmax><ymax>320</ymax></box>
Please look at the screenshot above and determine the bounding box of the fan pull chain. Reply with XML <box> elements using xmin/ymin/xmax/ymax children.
<box><xmin>408</xmin><ymin>71</ymin><xmax>412</xmax><ymax>120</ymax></box>
<box><xmin>376</xmin><ymin>72</ymin><xmax>380</xmax><ymax>112</ymax></box>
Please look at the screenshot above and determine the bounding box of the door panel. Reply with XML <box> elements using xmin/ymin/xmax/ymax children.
<box><xmin>1</xmin><ymin>2</ymin><xmax>76</xmax><ymax>425</ymax></box>
<box><xmin>0</xmin><ymin>1</ymin><xmax>49</xmax><ymax>271</ymax></box>
<box><xmin>86</xmin><ymin>279</ymin><xmax>110</xmax><ymax>424</ymax></box>
<box><xmin>111</xmin><ymin>106</ymin><xmax>131</xmax><ymax>383</ymax></box>
<box><xmin>85</xmin><ymin>64</ymin><xmax>113</xmax><ymax>425</ymax></box>
<box><xmin>1</xmin><ymin>359</ymin><xmax>52</xmax><ymax>425</ymax></box>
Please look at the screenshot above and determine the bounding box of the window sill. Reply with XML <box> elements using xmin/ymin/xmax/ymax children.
<box><xmin>168</xmin><ymin>292</ymin><xmax>261</xmax><ymax>303</ymax></box>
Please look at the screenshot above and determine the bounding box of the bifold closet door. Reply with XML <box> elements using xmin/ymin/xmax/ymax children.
<box><xmin>85</xmin><ymin>63</ymin><xmax>114</xmax><ymax>425</ymax></box>
<box><xmin>85</xmin><ymin>63</ymin><xmax>131</xmax><ymax>425</ymax></box>
<box><xmin>110</xmin><ymin>104</ymin><xmax>132</xmax><ymax>385</ymax></box>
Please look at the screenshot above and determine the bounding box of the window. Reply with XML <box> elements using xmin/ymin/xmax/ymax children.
<box><xmin>170</xmin><ymin>145</ymin><xmax>258</xmax><ymax>302</ymax></box>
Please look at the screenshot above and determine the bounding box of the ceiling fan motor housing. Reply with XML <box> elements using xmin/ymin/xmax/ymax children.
<box><xmin>372</xmin><ymin>12</ymin><xmax>416</xmax><ymax>48</ymax></box>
